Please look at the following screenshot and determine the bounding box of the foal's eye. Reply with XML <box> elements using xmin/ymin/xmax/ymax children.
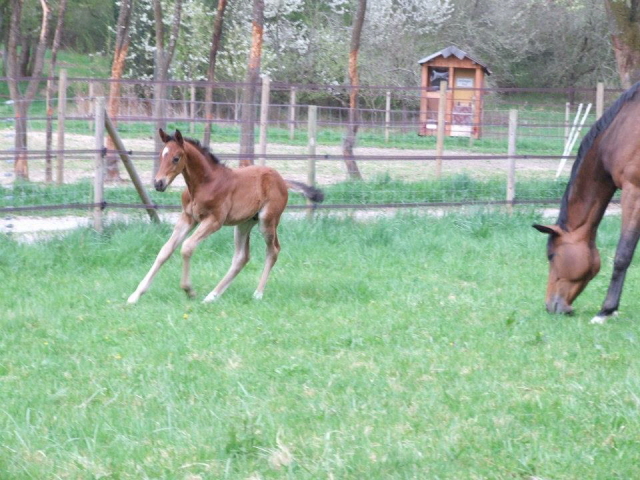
<box><xmin>172</xmin><ymin>156</ymin><xmax>180</xmax><ymax>164</ymax></box>
<box><xmin>548</xmin><ymin>253</ymin><xmax>555</xmax><ymax>262</ymax></box>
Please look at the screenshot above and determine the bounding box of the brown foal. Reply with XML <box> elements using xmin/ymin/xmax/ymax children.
<box><xmin>127</xmin><ymin>129</ymin><xmax>323</xmax><ymax>304</ymax></box>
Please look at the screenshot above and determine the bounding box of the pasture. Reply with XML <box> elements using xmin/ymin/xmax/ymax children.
<box><xmin>1</xmin><ymin>212</ymin><xmax>640</xmax><ymax>479</ymax></box>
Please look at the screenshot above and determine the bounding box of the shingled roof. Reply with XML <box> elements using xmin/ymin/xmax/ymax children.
<box><xmin>418</xmin><ymin>45</ymin><xmax>491</xmax><ymax>75</ymax></box>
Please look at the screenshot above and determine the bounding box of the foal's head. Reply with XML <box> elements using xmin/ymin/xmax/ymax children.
<box><xmin>533</xmin><ymin>224</ymin><xmax>601</xmax><ymax>314</ymax></box>
<box><xmin>154</xmin><ymin>128</ymin><xmax>188</xmax><ymax>192</ymax></box>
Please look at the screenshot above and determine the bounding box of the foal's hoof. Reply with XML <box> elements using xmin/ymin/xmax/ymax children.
<box><xmin>253</xmin><ymin>291</ymin><xmax>264</xmax><ymax>300</ymax></box>
<box><xmin>202</xmin><ymin>292</ymin><xmax>220</xmax><ymax>303</ymax></box>
<box><xmin>183</xmin><ymin>287</ymin><xmax>197</xmax><ymax>299</ymax></box>
<box><xmin>127</xmin><ymin>293</ymin><xmax>140</xmax><ymax>304</ymax></box>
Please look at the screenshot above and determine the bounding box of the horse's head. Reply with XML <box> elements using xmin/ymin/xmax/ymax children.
<box><xmin>533</xmin><ymin>224</ymin><xmax>601</xmax><ymax>314</ymax></box>
<box><xmin>154</xmin><ymin>128</ymin><xmax>187</xmax><ymax>192</ymax></box>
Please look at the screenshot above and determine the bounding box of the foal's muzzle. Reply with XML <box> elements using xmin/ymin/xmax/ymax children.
<box><xmin>154</xmin><ymin>179</ymin><xmax>167</xmax><ymax>192</ymax></box>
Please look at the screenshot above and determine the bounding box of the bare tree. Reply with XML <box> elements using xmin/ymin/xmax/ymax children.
<box><xmin>6</xmin><ymin>0</ymin><xmax>52</xmax><ymax>180</ymax></box>
<box><xmin>152</xmin><ymin>0</ymin><xmax>183</xmax><ymax>174</ymax></box>
<box><xmin>343</xmin><ymin>0</ymin><xmax>366</xmax><ymax>180</ymax></box>
<box><xmin>605</xmin><ymin>0</ymin><xmax>640</xmax><ymax>89</ymax></box>
<box><xmin>239</xmin><ymin>0</ymin><xmax>264</xmax><ymax>167</ymax></box>
<box><xmin>45</xmin><ymin>0</ymin><xmax>68</xmax><ymax>183</ymax></box>
<box><xmin>203</xmin><ymin>0</ymin><xmax>228</xmax><ymax>148</ymax></box>
<box><xmin>105</xmin><ymin>0</ymin><xmax>134</xmax><ymax>181</ymax></box>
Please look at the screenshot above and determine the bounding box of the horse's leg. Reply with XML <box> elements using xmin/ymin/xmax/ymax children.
<box><xmin>180</xmin><ymin>216</ymin><xmax>222</xmax><ymax>299</ymax></box>
<box><xmin>127</xmin><ymin>214</ymin><xmax>195</xmax><ymax>304</ymax></box>
<box><xmin>592</xmin><ymin>187</ymin><xmax>640</xmax><ymax>324</ymax></box>
<box><xmin>203</xmin><ymin>220</ymin><xmax>257</xmax><ymax>302</ymax></box>
<box><xmin>253</xmin><ymin>213</ymin><xmax>281</xmax><ymax>300</ymax></box>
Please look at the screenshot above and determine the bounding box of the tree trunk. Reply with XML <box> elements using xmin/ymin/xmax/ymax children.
<box><xmin>342</xmin><ymin>0</ymin><xmax>366</xmax><ymax>180</ymax></box>
<box><xmin>605</xmin><ymin>0</ymin><xmax>640</xmax><ymax>89</ymax></box>
<box><xmin>105</xmin><ymin>0</ymin><xmax>134</xmax><ymax>181</ymax></box>
<box><xmin>152</xmin><ymin>0</ymin><xmax>183</xmax><ymax>176</ymax></box>
<box><xmin>14</xmin><ymin>104</ymin><xmax>29</xmax><ymax>179</ymax></box>
<box><xmin>6</xmin><ymin>0</ymin><xmax>52</xmax><ymax>180</ymax></box>
<box><xmin>239</xmin><ymin>0</ymin><xmax>264</xmax><ymax>167</ymax></box>
<box><xmin>45</xmin><ymin>0</ymin><xmax>68</xmax><ymax>183</ymax></box>
<box><xmin>203</xmin><ymin>0</ymin><xmax>228</xmax><ymax>148</ymax></box>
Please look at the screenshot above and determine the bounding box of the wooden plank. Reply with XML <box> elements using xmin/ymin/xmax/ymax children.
<box><xmin>104</xmin><ymin>113</ymin><xmax>161</xmax><ymax>224</ymax></box>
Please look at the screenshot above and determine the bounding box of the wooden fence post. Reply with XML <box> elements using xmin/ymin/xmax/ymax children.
<box><xmin>507</xmin><ymin>109</ymin><xmax>518</xmax><ymax>210</ymax></box>
<box><xmin>104</xmin><ymin>114</ymin><xmax>160</xmax><ymax>224</ymax></box>
<box><xmin>258</xmin><ymin>76</ymin><xmax>270</xmax><ymax>166</ymax></box>
<box><xmin>596</xmin><ymin>82</ymin><xmax>604</xmax><ymax>120</ymax></box>
<box><xmin>435</xmin><ymin>81</ymin><xmax>447</xmax><ymax>178</ymax></box>
<box><xmin>307</xmin><ymin>105</ymin><xmax>318</xmax><ymax>219</ymax></box>
<box><xmin>190</xmin><ymin>84</ymin><xmax>197</xmax><ymax>134</ymax></box>
<box><xmin>289</xmin><ymin>86</ymin><xmax>297</xmax><ymax>140</ymax></box>
<box><xmin>94</xmin><ymin>97</ymin><xmax>106</xmax><ymax>232</ymax></box>
<box><xmin>56</xmin><ymin>69</ymin><xmax>67</xmax><ymax>185</ymax></box>
<box><xmin>88</xmin><ymin>80</ymin><xmax>95</xmax><ymax>132</ymax></box>
<box><xmin>385</xmin><ymin>90</ymin><xmax>391</xmax><ymax>143</ymax></box>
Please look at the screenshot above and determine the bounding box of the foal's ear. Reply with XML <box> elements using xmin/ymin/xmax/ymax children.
<box><xmin>532</xmin><ymin>224</ymin><xmax>563</xmax><ymax>236</ymax></box>
<box><xmin>174</xmin><ymin>129</ymin><xmax>184</xmax><ymax>147</ymax></box>
<box><xmin>159</xmin><ymin>128</ymin><xmax>170</xmax><ymax>143</ymax></box>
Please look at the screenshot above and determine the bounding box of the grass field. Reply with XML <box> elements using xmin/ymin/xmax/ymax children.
<box><xmin>2</xmin><ymin>212</ymin><xmax>640</xmax><ymax>479</ymax></box>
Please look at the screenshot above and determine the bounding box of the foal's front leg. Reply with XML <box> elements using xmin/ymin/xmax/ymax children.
<box><xmin>180</xmin><ymin>217</ymin><xmax>222</xmax><ymax>299</ymax></box>
<box><xmin>127</xmin><ymin>214</ymin><xmax>194</xmax><ymax>304</ymax></box>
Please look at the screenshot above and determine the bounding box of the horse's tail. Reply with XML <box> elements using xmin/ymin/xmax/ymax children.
<box><xmin>285</xmin><ymin>180</ymin><xmax>325</xmax><ymax>203</ymax></box>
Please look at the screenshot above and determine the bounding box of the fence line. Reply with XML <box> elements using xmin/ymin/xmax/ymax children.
<box><xmin>1</xmin><ymin>76</ymin><xmax>619</xmax><ymax>222</ymax></box>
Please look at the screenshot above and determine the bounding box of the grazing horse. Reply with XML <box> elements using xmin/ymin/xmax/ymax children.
<box><xmin>128</xmin><ymin>129</ymin><xmax>324</xmax><ymax>304</ymax></box>
<box><xmin>533</xmin><ymin>81</ymin><xmax>640</xmax><ymax>324</ymax></box>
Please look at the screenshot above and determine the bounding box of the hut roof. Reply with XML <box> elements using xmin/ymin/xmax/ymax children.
<box><xmin>418</xmin><ymin>45</ymin><xmax>491</xmax><ymax>75</ymax></box>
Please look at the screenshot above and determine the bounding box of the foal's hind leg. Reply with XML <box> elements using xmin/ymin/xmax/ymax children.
<box><xmin>203</xmin><ymin>220</ymin><xmax>257</xmax><ymax>302</ymax></box>
<box><xmin>128</xmin><ymin>214</ymin><xmax>195</xmax><ymax>304</ymax></box>
<box><xmin>253</xmin><ymin>215</ymin><xmax>281</xmax><ymax>300</ymax></box>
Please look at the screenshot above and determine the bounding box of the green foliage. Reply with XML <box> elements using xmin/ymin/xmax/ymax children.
<box><xmin>1</xmin><ymin>213</ymin><xmax>640</xmax><ymax>478</ymax></box>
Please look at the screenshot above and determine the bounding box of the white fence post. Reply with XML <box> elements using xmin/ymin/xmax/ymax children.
<box><xmin>507</xmin><ymin>109</ymin><xmax>518</xmax><ymax>209</ymax></box>
<box><xmin>596</xmin><ymin>82</ymin><xmax>604</xmax><ymax>120</ymax></box>
<box><xmin>436</xmin><ymin>81</ymin><xmax>447</xmax><ymax>178</ymax></box>
<box><xmin>289</xmin><ymin>86</ymin><xmax>297</xmax><ymax>140</ymax></box>
<box><xmin>307</xmin><ymin>105</ymin><xmax>318</xmax><ymax>219</ymax></box>
<box><xmin>385</xmin><ymin>90</ymin><xmax>391</xmax><ymax>143</ymax></box>
<box><xmin>56</xmin><ymin>69</ymin><xmax>67</xmax><ymax>185</ymax></box>
<box><xmin>258</xmin><ymin>75</ymin><xmax>270</xmax><ymax>166</ymax></box>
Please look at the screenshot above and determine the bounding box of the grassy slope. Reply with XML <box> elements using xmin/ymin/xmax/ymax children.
<box><xmin>1</xmin><ymin>213</ymin><xmax>639</xmax><ymax>478</ymax></box>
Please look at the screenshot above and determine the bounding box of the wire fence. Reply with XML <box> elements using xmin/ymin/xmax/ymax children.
<box><xmin>0</xmin><ymin>77</ymin><xmax>626</xmax><ymax>224</ymax></box>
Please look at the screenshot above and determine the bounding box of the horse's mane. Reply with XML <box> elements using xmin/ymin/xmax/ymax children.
<box><xmin>165</xmin><ymin>133</ymin><xmax>223</xmax><ymax>166</ymax></box>
<box><xmin>557</xmin><ymin>81</ymin><xmax>640</xmax><ymax>229</ymax></box>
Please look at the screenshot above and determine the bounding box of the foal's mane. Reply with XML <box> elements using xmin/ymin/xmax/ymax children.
<box><xmin>558</xmin><ymin>81</ymin><xmax>640</xmax><ymax>229</ymax></box>
<box><xmin>166</xmin><ymin>133</ymin><xmax>223</xmax><ymax>166</ymax></box>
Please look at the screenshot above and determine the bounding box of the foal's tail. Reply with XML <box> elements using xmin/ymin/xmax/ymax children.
<box><xmin>285</xmin><ymin>180</ymin><xmax>325</xmax><ymax>203</ymax></box>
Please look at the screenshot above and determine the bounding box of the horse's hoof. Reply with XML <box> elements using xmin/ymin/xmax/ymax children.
<box><xmin>127</xmin><ymin>294</ymin><xmax>139</xmax><ymax>304</ymax></box>
<box><xmin>203</xmin><ymin>292</ymin><xmax>219</xmax><ymax>303</ymax></box>
<box><xmin>253</xmin><ymin>291</ymin><xmax>264</xmax><ymax>300</ymax></box>
<box><xmin>590</xmin><ymin>311</ymin><xmax>618</xmax><ymax>325</ymax></box>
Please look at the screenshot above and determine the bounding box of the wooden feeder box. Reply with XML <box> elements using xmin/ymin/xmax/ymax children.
<box><xmin>418</xmin><ymin>45</ymin><xmax>491</xmax><ymax>139</ymax></box>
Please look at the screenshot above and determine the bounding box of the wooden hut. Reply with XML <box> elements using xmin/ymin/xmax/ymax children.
<box><xmin>418</xmin><ymin>46</ymin><xmax>491</xmax><ymax>139</ymax></box>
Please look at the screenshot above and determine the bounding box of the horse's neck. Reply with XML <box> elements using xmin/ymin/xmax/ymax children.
<box><xmin>562</xmin><ymin>153</ymin><xmax>615</xmax><ymax>239</ymax></box>
<box><xmin>182</xmin><ymin>146</ymin><xmax>222</xmax><ymax>194</ymax></box>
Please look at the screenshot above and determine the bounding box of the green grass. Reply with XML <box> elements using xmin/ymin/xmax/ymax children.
<box><xmin>0</xmin><ymin>175</ymin><xmax>569</xmax><ymax>212</ymax></box>
<box><xmin>1</xmin><ymin>213</ymin><xmax>640</xmax><ymax>478</ymax></box>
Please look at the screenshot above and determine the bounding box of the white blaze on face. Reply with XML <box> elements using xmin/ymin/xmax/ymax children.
<box><xmin>162</xmin><ymin>146</ymin><xmax>170</xmax><ymax>158</ymax></box>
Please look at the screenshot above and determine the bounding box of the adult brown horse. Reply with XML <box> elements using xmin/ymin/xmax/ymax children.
<box><xmin>533</xmin><ymin>81</ymin><xmax>640</xmax><ymax>324</ymax></box>
<box><xmin>128</xmin><ymin>129</ymin><xmax>323</xmax><ymax>304</ymax></box>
